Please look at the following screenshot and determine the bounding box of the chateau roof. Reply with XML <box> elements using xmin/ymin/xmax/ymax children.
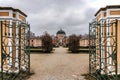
<box><xmin>0</xmin><ymin>7</ymin><xmax>27</xmax><ymax>17</ymax></box>
<box><xmin>95</xmin><ymin>5</ymin><xmax>120</xmax><ymax>16</ymax></box>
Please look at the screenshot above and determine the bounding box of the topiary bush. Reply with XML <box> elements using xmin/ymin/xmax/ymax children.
<box><xmin>68</xmin><ymin>34</ymin><xmax>79</xmax><ymax>53</ymax></box>
<box><xmin>41</xmin><ymin>33</ymin><xmax>53</xmax><ymax>53</ymax></box>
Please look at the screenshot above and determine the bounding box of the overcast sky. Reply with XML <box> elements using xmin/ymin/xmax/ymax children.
<box><xmin>0</xmin><ymin>0</ymin><xmax>120</xmax><ymax>36</ymax></box>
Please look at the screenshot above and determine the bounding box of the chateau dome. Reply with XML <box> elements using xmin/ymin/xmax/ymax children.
<box><xmin>56</xmin><ymin>29</ymin><xmax>66</xmax><ymax>35</ymax></box>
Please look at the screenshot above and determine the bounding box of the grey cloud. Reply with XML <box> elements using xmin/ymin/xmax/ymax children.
<box><xmin>85</xmin><ymin>8</ymin><xmax>97</xmax><ymax>21</ymax></box>
<box><xmin>0</xmin><ymin>0</ymin><xmax>96</xmax><ymax>36</ymax></box>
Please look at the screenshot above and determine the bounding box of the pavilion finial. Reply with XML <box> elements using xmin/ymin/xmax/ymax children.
<box><xmin>60</xmin><ymin>27</ymin><xmax>62</xmax><ymax>30</ymax></box>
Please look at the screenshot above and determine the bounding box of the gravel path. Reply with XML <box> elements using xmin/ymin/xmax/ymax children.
<box><xmin>28</xmin><ymin>47</ymin><xmax>89</xmax><ymax>80</ymax></box>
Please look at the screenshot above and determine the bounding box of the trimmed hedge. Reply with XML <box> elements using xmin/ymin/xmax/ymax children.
<box><xmin>68</xmin><ymin>34</ymin><xmax>79</xmax><ymax>53</ymax></box>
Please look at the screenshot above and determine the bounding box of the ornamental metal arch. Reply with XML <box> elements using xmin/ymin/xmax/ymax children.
<box><xmin>0</xmin><ymin>19</ymin><xmax>30</xmax><ymax>80</ymax></box>
<box><xmin>89</xmin><ymin>19</ymin><xmax>118</xmax><ymax>80</ymax></box>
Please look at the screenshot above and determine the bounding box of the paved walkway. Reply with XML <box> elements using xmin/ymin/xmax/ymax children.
<box><xmin>28</xmin><ymin>47</ymin><xmax>89</xmax><ymax>80</ymax></box>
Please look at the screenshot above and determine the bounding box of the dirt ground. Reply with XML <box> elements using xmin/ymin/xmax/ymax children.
<box><xmin>28</xmin><ymin>47</ymin><xmax>89</xmax><ymax>80</ymax></box>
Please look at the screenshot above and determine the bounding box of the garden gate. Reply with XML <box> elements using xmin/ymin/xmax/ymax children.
<box><xmin>0</xmin><ymin>19</ymin><xmax>30</xmax><ymax>80</ymax></box>
<box><xmin>89</xmin><ymin>19</ymin><xmax>118</xmax><ymax>80</ymax></box>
